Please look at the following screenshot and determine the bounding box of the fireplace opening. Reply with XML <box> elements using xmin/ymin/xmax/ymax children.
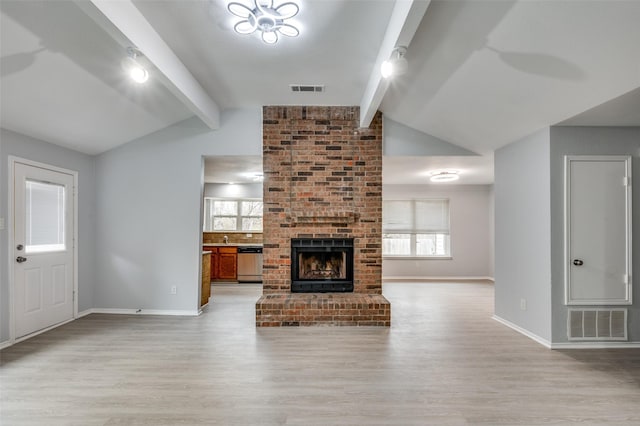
<box><xmin>291</xmin><ymin>238</ymin><xmax>354</xmax><ymax>293</ymax></box>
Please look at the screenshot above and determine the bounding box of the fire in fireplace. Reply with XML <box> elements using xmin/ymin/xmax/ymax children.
<box><xmin>291</xmin><ymin>238</ymin><xmax>354</xmax><ymax>293</ymax></box>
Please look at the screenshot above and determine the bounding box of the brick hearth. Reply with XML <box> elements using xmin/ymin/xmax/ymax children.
<box><xmin>256</xmin><ymin>106</ymin><xmax>391</xmax><ymax>326</ymax></box>
<box><xmin>256</xmin><ymin>294</ymin><xmax>390</xmax><ymax>327</ymax></box>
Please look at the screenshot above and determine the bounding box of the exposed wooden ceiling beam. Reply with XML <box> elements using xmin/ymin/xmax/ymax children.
<box><xmin>359</xmin><ymin>0</ymin><xmax>431</xmax><ymax>129</ymax></box>
<box><xmin>77</xmin><ymin>0</ymin><xmax>220</xmax><ymax>129</ymax></box>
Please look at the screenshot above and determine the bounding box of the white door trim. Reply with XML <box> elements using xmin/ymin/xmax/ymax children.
<box><xmin>564</xmin><ymin>155</ymin><xmax>632</xmax><ymax>305</ymax></box>
<box><xmin>7</xmin><ymin>156</ymin><xmax>79</xmax><ymax>344</ymax></box>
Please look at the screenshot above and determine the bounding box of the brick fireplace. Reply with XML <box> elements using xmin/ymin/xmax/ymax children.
<box><xmin>255</xmin><ymin>106</ymin><xmax>391</xmax><ymax>326</ymax></box>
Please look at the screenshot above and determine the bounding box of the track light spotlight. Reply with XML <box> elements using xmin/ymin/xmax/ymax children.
<box><xmin>122</xmin><ymin>47</ymin><xmax>149</xmax><ymax>84</ymax></box>
<box><xmin>381</xmin><ymin>46</ymin><xmax>408</xmax><ymax>79</ymax></box>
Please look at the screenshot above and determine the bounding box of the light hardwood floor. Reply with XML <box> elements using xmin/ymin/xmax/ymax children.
<box><xmin>1</xmin><ymin>282</ymin><xmax>639</xmax><ymax>425</ymax></box>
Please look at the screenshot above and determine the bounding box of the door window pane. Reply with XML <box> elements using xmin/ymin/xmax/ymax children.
<box><xmin>25</xmin><ymin>180</ymin><xmax>66</xmax><ymax>253</ymax></box>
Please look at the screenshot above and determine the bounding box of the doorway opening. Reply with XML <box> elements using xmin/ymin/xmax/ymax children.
<box><xmin>200</xmin><ymin>156</ymin><xmax>264</xmax><ymax>308</ymax></box>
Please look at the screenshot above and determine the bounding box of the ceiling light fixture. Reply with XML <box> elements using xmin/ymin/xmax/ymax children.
<box><xmin>381</xmin><ymin>46</ymin><xmax>408</xmax><ymax>79</ymax></box>
<box><xmin>429</xmin><ymin>170</ymin><xmax>460</xmax><ymax>183</ymax></box>
<box><xmin>228</xmin><ymin>0</ymin><xmax>300</xmax><ymax>45</ymax></box>
<box><xmin>122</xmin><ymin>47</ymin><xmax>149</xmax><ymax>83</ymax></box>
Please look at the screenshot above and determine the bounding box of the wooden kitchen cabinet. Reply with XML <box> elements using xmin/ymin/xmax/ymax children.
<box><xmin>203</xmin><ymin>246</ymin><xmax>238</xmax><ymax>281</ymax></box>
<box><xmin>217</xmin><ymin>247</ymin><xmax>238</xmax><ymax>280</ymax></box>
<box><xmin>209</xmin><ymin>248</ymin><xmax>217</xmax><ymax>280</ymax></box>
<box><xmin>201</xmin><ymin>252</ymin><xmax>211</xmax><ymax>307</ymax></box>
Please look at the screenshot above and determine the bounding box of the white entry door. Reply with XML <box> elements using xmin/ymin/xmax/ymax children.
<box><xmin>12</xmin><ymin>160</ymin><xmax>76</xmax><ymax>338</ymax></box>
<box><xmin>565</xmin><ymin>156</ymin><xmax>632</xmax><ymax>305</ymax></box>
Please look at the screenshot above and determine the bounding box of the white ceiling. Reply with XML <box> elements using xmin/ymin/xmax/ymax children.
<box><xmin>383</xmin><ymin>155</ymin><xmax>493</xmax><ymax>186</ymax></box>
<box><xmin>131</xmin><ymin>0</ymin><xmax>394</xmax><ymax>109</ymax></box>
<box><xmin>0</xmin><ymin>0</ymin><xmax>193</xmax><ymax>154</ymax></box>
<box><xmin>1</xmin><ymin>0</ymin><xmax>639</xmax><ymax>178</ymax></box>
<box><xmin>204</xmin><ymin>155</ymin><xmax>263</xmax><ymax>183</ymax></box>
<box><xmin>381</xmin><ymin>0</ymin><xmax>640</xmax><ymax>155</ymax></box>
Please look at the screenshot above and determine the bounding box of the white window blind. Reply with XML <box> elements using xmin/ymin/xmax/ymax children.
<box><xmin>415</xmin><ymin>200</ymin><xmax>450</xmax><ymax>233</ymax></box>
<box><xmin>383</xmin><ymin>201</ymin><xmax>412</xmax><ymax>231</ymax></box>
<box><xmin>383</xmin><ymin>199</ymin><xmax>450</xmax><ymax>257</ymax></box>
<box><xmin>25</xmin><ymin>180</ymin><xmax>66</xmax><ymax>253</ymax></box>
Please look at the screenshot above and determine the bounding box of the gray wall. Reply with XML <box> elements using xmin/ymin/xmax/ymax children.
<box><xmin>549</xmin><ymin>126</ymin><xmax>640</xmax><ymax>342</ymax></box>
<box><xmin>488</xmin><ymin>186</ymin><xmax>495</xmax><ymax>277</ymax></box>
<box><xmin>382</xmin><ymin>184</ymin><xmax>493</xmax><ymax>278</ymax></box>
<box><xmin>0</xmin><ymin>129</ymin><xmax>96</xmax><ymax>344</ymax></box>
<box><xmin>94</xmin><ymin>109</ymin><xmax>261</xmax><ymax>312</ymax></box>
<box><xmin>494</xmin><ymin>128</ymin><xmax>552</xmax><ymax>342</ymax></box>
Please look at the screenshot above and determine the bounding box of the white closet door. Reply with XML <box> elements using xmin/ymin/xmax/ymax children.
<box><xmin>565</xmin><ymin>156</ymin><xmax>632</xmax><ymax>305</ymax></box>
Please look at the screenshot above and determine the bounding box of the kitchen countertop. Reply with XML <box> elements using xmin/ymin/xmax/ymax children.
<box><xmin>202</xmin><ymin>251</ymin><xmax>212</xmax><ymax>255</ymax></box>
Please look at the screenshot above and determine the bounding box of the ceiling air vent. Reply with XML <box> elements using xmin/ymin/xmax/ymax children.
<box><xmin>290</xmin><ymin>84</ymin><xmax>324</xmax><ymax>93</ymax></box>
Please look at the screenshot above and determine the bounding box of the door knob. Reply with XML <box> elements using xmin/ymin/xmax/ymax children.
<box><xmin>573</xmin><ymin>259</ymin><xmax>584</xmax><ymax>266</ymax></box>
<box><xmin>16</xmin><ymin>256</ymin><xmax>27</xmax><ymax>263</ymax></box>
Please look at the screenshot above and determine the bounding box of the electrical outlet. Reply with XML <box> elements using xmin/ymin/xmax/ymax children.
<box><xmin>170</xmin><ymin>285</ymin><xmax>177</xmax><ymax>295</ymax></box>
<box><xmin>520</xmin><ymin>298</ymin><xmax>527</xmax><ymax>311</ymax></box>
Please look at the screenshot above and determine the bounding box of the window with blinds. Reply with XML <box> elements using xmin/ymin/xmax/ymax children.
<box><xmin>25</xmin><ymin>180</ymin><xmax>66</xmax><ymax>253</ymax></box>
<box><xmin>382</xmin><ymin>199</ymin><xmax>450</xmax><ymax>257</ymax></box>
<box><xmin>203</xmin><ymin>198</ymin><xmax>263</xmax><ymax>232</ymax></box>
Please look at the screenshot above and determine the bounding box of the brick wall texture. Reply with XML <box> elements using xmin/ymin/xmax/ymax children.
<box><xmin>256</xmin><ymin>106</ymin><xmax>390</xmax><ymax>326</ymax></box>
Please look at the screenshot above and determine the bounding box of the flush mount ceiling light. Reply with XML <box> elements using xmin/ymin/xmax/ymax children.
<box><xmin>381</xmin><ymin>46</ymin><xmax>408</xmax><ymax>79</ymax></box>
<box><xmin>228</xmin><ymin>0</ymin><xmax>300</xmax><ymax>45</ymax></box>
<box><xmin>240</xmin><ymin>172</ymin><xmax>265</xmax><ymax>182</ymax></box>
<box><xmin>122</xmin><ymin>47</ymin><xmax>149</xmax><ymax>83</ymax></box>
<box><xmin>429</xmin><ymin>170</ymin><xmax>460</xmax><ymax>183</ymax></box>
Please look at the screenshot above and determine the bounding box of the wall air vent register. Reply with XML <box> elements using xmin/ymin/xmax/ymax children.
<box><xmin>568</xmin><ymin>309</ymin><xmax>627</xmax><ymax>341</ymax></box>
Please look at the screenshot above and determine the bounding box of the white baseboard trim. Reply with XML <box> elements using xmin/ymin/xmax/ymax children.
<box><xmin>492</xmin><ymin>315</ymin><xmax>640</xmax><ymax>349</ymax></box>
<box><xmin>77</xmin><ymin>308</ymin><xmax>94</xmax><ymax>318</ymax></box>
<box><xmin>492</xmin><ymin>315</ymin><xmax>552</xmax><ymax>348</ymax></box>
<box><xmin>90</xmin><ymin>308</ymin><xmax>200</xmax><ymax>316</ymax></box>
<box><xmin>0</xmin><ymin>339</ymin><xmax>12</xmax><ymax>350</ymax></box>
<box><xmin>550</xmin><ymin>342</ymin><xmax>640</xmax><ymax>349</ymax></box>
<box><xmin>384</xmin><ymin>276</ymin><xmax>495</xmax><ymax>282</ymax></box>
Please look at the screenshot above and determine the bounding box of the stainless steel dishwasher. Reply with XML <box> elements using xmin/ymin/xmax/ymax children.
<box><xmin>237</xmin><ymin>246</ymin><xmax>263</xmax><ymax>283</ymax></box>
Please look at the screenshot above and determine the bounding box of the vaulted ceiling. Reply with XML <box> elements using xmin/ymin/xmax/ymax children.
<box><xmin>2</xmin><ymin>0</ymin><xmax>639</xmax><ymax>158</ymax></box>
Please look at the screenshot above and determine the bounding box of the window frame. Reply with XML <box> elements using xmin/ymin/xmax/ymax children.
<box><xmin>203</xmin><ymin>197</ymin><xmax>263</xmax><ymax>232</ymax></box>
<box><xmin>382</xmin><ymin>199</ymin><xmax>452</xmax><ymax>259</ymax></box>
